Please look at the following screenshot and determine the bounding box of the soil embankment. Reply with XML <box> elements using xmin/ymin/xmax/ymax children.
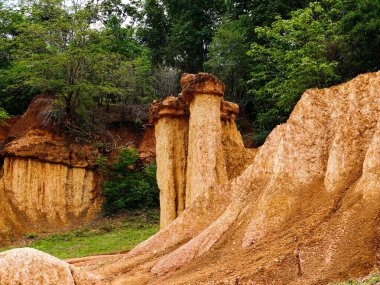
<box><xmin>73</xmin><ymin>71</ymin><xmax>380</xmax><ymax>285</ymax></box>
<box><xmin>0</xmin><ymin>96</ymin><xmax>155</xmax><ymax>243</ymax></box>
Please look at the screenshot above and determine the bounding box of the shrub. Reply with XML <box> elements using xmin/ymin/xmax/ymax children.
<box><xmin>101</xmin><ymin>147</ymin><xmax>159</xmax><ymax>215</ymax></box>
<box><xmin>26</xmin><ymin>233</ymin><xmax>38</xmax><ymax>239</ymax></box>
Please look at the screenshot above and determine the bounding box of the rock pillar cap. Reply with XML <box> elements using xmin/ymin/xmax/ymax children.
<box><xmin>181</xmin><ymin>73</ymin><xmax>225</xmax><ymax>102</ymax></box>
<box><xmin>221</xmin><ymin>100</ymin><xmax>239</xmax><ymax>121</ymax></box>
<box><xmin>149</xmin><ymin>96</ymin><xmax>189</xmax><ymax>123</ymax></box>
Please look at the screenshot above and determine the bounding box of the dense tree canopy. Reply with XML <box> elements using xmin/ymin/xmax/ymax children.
<box><xmin>0</xmin><ymin>0</ymin><xmax>378</xmax><ymax>143</ymax></box>
<box><xmin>206</xmin><ymin>0</ymin><xmax>379</xmax><ymax>144</ymax></box>
<box><xmin>0</xmin><ymin>0</ymin><xmax>154</xmax><ymax>130</ymax></box>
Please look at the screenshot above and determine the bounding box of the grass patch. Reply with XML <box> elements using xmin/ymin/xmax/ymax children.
<box><xmin>330</xmin><ymin>273</ymin><xmax>380</xmax><ymax>285</ymax></box>
<box><xmin>0</xmin><ymin>210</ymin><xmax>159</xmax><ymax>259</ymax></box>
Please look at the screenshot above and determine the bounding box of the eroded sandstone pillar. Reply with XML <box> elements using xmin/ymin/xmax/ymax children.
<box><xmin>150</xmin><ymin>97</ymin><xmax>189</xmax><ymax>228</ymax></box>
<box><xmin>181</xmin><ymin>73</ymin><xmax>228</xmax><ymax>205</ymax></box>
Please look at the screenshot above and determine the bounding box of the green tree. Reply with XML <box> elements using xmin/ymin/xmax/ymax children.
<box><xmin>334</xmin><ymin>0</ymin><xmax>380</xmax><ymax>79</ymax></box>
<box><xmin>0</xmin><ymin>4</ymin><xmax>38</xmax><ymax>114</ymax></box>
<box><xmin>205</xmin><ymin>0</ymin><xmax>314</xmax><ymax>115</ymax></box>
<box><xmin>138</xmin><ymin>0</ymin><xmax>169</xmax><ymax>66</ymax></box>
<box><xmin>204</xmin><ymin>16</ymin><xmax>251</xmax><ymax>108</ymax></box>
<box><xmin>0</xmin><ymin>0</ymin><xmax>155</xmax><ymax>127</ymax></box>
<box><xmin>162</xmin><ymin>0</ymin><xmax>226</xmax><ymax>72</ymax></box>
<box><xmin>248</xmin><ymin>2</ymin><xmax>339</xmax><ymax>144</ymax></box>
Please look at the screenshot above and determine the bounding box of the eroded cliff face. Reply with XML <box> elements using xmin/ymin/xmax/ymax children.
<box><xmin>184</xmin><ymin>78</ymin><xmax>228</xmax><ymax>205</ymax></box>
<box><xmin>155</xmin><ymin>116</ymin><xmax>188</xmax><ymax>228</ymax></box>
<box><xmin>0</xmin><ymin>94</ymin><xmax>157</xmax><ymax>242</ymax></box>
<box><xmin>63</xmin><ymin>71</ymin><xmax>380</xmax><ymax>285</ymax></box>
<box><xmin>2</xmin><ymin>72</ymin><xmax>380</xmax><ymax>285</ymax></box>
<box><xmin>0</xmin><ymin>153</ymin><xmax>102</xmax><ymax>242</ymax></box>
<box><xmin>2</xmin><ymin>157</ymin><xmax>100</xmax><ymax>223</ymax></box>
<box><xmin>0</xmin><ymin>97</ymin><xmax>103</xmax><ymax>242</ymax></box>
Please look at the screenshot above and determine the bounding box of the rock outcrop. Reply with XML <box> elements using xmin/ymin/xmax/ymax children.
<box><xmin>0</xmin><ymin>248</ymin><xmax>101</xmax><ymax>284</ymax></box>
<box><xmin>0</xmin><ymin>96</ymin><xmax>103</xmax><ymax>242</ymax></box>
<box><xmin>151</xmin><ymin>96</ymin><xmax>189</xmax><ymax>228</ymax></box>
<box><xmin>67</xmin><ymin>71</ymin><xmax>380</xmax><ymax>285</ymax></box>
<box><xmin>0</xmin><ymin>95</ymin><xmax>157</xmax><ymax>242</ymax></box>
<box><xmin>150</xmin><ymin>73</ymin><xmax>256</xmax><ymax>228</ymax></box>
<box><xmin>2</xmin><ymin>71</ymin><xmax>380</xmax><ymax>285</ymax></box>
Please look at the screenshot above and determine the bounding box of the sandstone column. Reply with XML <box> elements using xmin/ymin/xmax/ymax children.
<box><xmin>150</xmin><ymin>97</ymin><xmax>189</xmax><ymax>229</ymax></box>
<box><xmin>181</xmin><ymin>73</ymin><xmax>228</xmax><ymax>205</ymax></box>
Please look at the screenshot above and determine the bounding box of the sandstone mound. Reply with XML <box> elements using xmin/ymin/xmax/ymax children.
<box><xmin>68</xmin><ymin>72</ymin><xmax>380</xmax><ymax>285</ymax></box>
<box><xmin>2</xmin><ymin>72</ymin><xmax>379</xmax><ymax>285</ymax></box>
<box><xmin>0</xmin><ymin>248</ymin><xmax>101</xmax><ymax>284</ymax></box>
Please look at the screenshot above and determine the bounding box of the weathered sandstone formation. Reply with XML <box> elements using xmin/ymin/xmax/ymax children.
<box><xmin>0</xmin><ymin>248</ymin><xmax>101</xmax><ymax>284</ymax></box>
<box><xmin>151</xmin><ymin>96</ymin><xmax>189</xmax><ymax>228</ymax></box>
<box><xmin>2</xmin><ymin>157</ymin><xmax>100</xmax><ymax>222</ymax></box>
<box><xmin>0</xmin><ymin>95</ymin><xmax>158</xmax><ymax>242</ymax></box>
<box><xmin>0</xmin><ymin>97</ymin><xmax>102</xmax><ymax>242</ymax></box>
<box><xmin>182</xmin><ymin>73</ymin><xmax>228</xmax><ymax>205</ymax></box>
<box><xmin>65</xmin><ymin>71</ymin><xmax>380</xmax><ymax>285</ymax></box>
<box><xmin>2</xmin><ymin>71</ymin><xmax>380</xmax><ymax>285</ymax></box>
<box><xmin>150</xmin><ymin>73</ymin><xmax>255</xmax><ymax>228</ymax></box>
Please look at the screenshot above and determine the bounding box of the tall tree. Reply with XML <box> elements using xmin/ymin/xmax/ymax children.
<box><xmin>334</xmin><ymin>0</ymin><xmax>380</xmax><ymax>79</ymax></box>
<box><xmin>162</xmin><ymin>0</ymin><xmax>226</xmax><ymax>72</ymax></box>
<box><xmin>138</xmin><ymin>0</ymin><xmax>169</xmax><ymax>66</ymax></box>
<box><xmin>0</xmin><ymin>0</ymin><xmax>155</xmax><ymax>126</ymax></box>
<box><xmin>248</xmin><ymin>2</ymin><xmax>340</xmax><ymax>144</ymax></box>
<box><xmin>204</xmin><ymin>16</ymin><xmax>251</xmax><ymax>108</ymax></box>
<box><xmin>205</xmin><ymin>0</ymin><xmax>313</xmax><ymax>116</ymax></box>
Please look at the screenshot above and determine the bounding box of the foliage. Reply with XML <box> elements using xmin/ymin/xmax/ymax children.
<box><xmin>0</xmin><ymin>107</ymin><xmax>9</xmax><ymax>125</ymax></box>
<box><xmin>205</xmin><ymin>0</ymin><xmax>314</xmax><ymax>116</ymax></box>
<box><xmin>0</xmin><ymin>0</ymin><xmax>155</xmax><ymax>124</ymax></box>
<box><xmin>138</xmin><ymin>0</ymin><xmax>169</xmax><ymax>66</ymax></box>
<box><xmin>248</xmin><ymin>2</ymin><xmax>340</xmax><ymax>144</ymax></box>
<box><xmin>26</xmin><ymin>233</ymin><xmax>38</xmax><ymax>239</ymax></box>
<box><xmin>100</xmin><ymin>148</ymin><xmax>159</xmax><ymax>215</ymax></box>
<box><xmin>205</xmin><ymin>0</ymin><xmax>379</xmax><ymax>145</ymax></box>
<box><xmin>0</xmin><ymin>0</ymin><xmax>379</xmax><ymax>146</ymax></box>
<box><xmin>138</xmin><ymin>0</ymin><xmax>227</xmax><ymax>72</ymax></box>
<box><xmin>204</xmin><ymin>16</ymin><xmax>251</xmax><ymax>108</ymax></box>
<box><xmin>334</xmin><ymin>0</ymin><xmax>380</xmax><ymax>78</ymax></box>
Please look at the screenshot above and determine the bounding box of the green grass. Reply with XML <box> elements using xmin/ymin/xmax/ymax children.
<box><xmin>0</xmin><ymin>211</ymin><xmax>159</xmax><ymax>259</ymax></box>
<box><xmin>330</xmin><ymin>274</ymin><xmax>380</xmax><ymax>285</ymax></box>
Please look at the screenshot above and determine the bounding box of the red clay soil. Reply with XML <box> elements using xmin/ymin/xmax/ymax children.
<box><xmin>68</xmin><ymin>72</ymin><xmax>380</xmax><ymax>285</ymax></box>
<box><xmin>0</xmin><ymin>95</ymin><xmax>156</xmax><ymax>166</ymax></box>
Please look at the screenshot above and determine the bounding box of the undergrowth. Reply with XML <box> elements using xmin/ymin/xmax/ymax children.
<box><xmin>0</xmin><ymin>211</ymin><xmax>159</xmax><ymax>259</ymax></box>
<box><xmin>330</xmin><ymin>274</ymin><xmax>380</xmax><ymax>285</ymax></box>
<box><xmin>97</xmin><ymin>147</ymin><xmax>159</xmax><ymax>215</ymax></box>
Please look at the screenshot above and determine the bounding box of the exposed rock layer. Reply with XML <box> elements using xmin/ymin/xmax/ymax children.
<box><xmin>0</xmin><ymin>157</ymin><xmax>102</xmax><ymax>241</ymax></box>
<box><xmin>69</xmin><ymin>71</ymin><xmax>380</xmax><ymax>285</ymax></box>
<box><xmin>0</xmin><ymin>94</ymin><xmax>156</xmax><ymax>242</ymax></box>
<box><xmin>0</xmin><ymin>96</ymin><xmax>103</xmax><ymax>242</ymax></box>
<box><xmin>2</xmin><ymin>157</ymin><xmax>100</xmax><ymax>230</ymax></box>
<box><xmin>185</xmin><ymin>85</ymin><xmax>228</xmax><ymax>205</ymax></box>
<box><xmin>155</xmin><ymin>116</ymin><xmax>188</xmax><ymax>228</ymax></box>
<box><xmin>2</xmin><ymin>72</ymin><xmax>380</xmax><ymax>285</ymax></box>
